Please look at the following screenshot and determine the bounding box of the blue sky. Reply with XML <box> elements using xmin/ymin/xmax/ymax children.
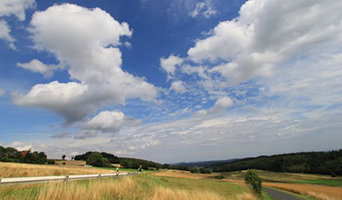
<box><xmin>1</xmin><ymin>0</ymin><xmax>342</xmax><ymax>163</ymax></box>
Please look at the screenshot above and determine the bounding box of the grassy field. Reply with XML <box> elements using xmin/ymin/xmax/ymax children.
<box><xmin>0</xmin><ymin>174</ymin><xmax>258</xmax><ymax>200</ymax></box>
<box><xmin>153</xmin><ymin>169</ymin><xmax>219</xmax><ymax>179</ymax></box>
<box><xmin>54</xmin><ymin>160</ymin><xmax>86</xmax><ymax>166</ymax></box>
<box><xmin>294</xmin><ymin>179</ymin><xmax>342</xmax><ymax>187</ymax></box>
<box><xmin>0</xmin><ymin>162</ymin><xmax>113</xmax><ymax>177</ymax></box>
<box><xmin>3</xmin><ymin>162</ymin><xmax>341</xmax><ymax>199</ymax></box>
<box><xmin>223</xmin><ymin>170</ymin><xmax>342</xmax><ymax>200</ymax></box>
<box><xmin>224</xmin><ymin>170</ymin><xmax>339</xmax><ymax>184</ymax></box>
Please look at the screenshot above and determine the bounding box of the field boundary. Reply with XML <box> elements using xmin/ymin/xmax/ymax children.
<box><xmin>0</xmin><ymin>172</ymin><xmax>139</xmax><ymax>186</ymax></box>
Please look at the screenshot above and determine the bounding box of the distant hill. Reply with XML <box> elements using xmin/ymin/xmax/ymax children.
<box><xmin>175</xmin><ymin>159</ymin><xmax>239</xmax><ymax>168</ymax></box>
<box><xmin>74</xmin><ymin>151</ymin><xmax>120</xmax><ymax>164</ymax></box>
<box><xmin>211</xmin><ymin>149</ymin><xmax>342</xmax><ymax>176</ymax></box>
<box><xmin>119</xmin><ymin>157</ymin><xmax>163</xmax><ymax>169</ymax></box>
<box><xmin>74</xmin><ymin>151</ymin><xmax>164</xmax><ymax>169</ymax></box>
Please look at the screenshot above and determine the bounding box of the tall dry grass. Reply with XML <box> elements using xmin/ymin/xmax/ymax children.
<box><xmin>38</xmin><ymin>177</ymin><xmax>255</xmax><ymax>200</ymax></box>
<box><xmin>0</xmin><ymin>162</ymin><xmax>113</xmax><ymax>178</ymax></box>
<box><xmin>0</xmin><ymin>175</ymin><xmax>257</xmax><ymax>200</ymax></box>
<box><xmin>234</xmin><ymin>193</ymin><xmax>258</xmax><ymax>200</ymax></box>
<box><xmin>306</xmin><ymin>192</ymin><xmax>342</xmax><ymax>200</ymax></box>
<box><xmin>263</xmin><ymin>182</ymin><xmax>342</xmax><ymax>200</ymax></box>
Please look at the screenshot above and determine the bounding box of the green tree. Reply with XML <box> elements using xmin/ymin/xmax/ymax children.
<box><xmin>121</xmin><ymin>160</ymin><xmax>132</xmax><ymax>168</ymax></box>
<box><xmin>244</xmin><ymin>170</ymin><xmax>262</xmax><ymax>194</ymax></box>
<box><xmin>62</xmin><ymin>155</ymin><xmax>66</xmax><ymax>161</ymax></box>
<box><xmin>86</xmin><ymin>152</ymin><xmax>111</xmax><ymax>167</ymax></box>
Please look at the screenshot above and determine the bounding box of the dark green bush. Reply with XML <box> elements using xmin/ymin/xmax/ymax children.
<box><xmin>86</xmin><ymin>152</ymin><xmax>112</xmax><ymax>167</ymax></box>
<box><xmin>244</xmin><ymin>170</ymin><xmax>262</xmax><ymax>194</ymax></box>
<box><xmin>215</xmin><ymin>175</ymin><xmax>224</xmax><ymax>179</ymax></box>
<box><xmin>47</xmin><ymin>159</ymin><xmax>55</xmax><ymax>165</ymax></box>
<box><xmin>190</xmin><ymin>168</ymin><xmax>199</xmax><ymax>173</ymax></box>
<box><xmin>199</xmin><ymin>168</ymin><xmax>212</xmax><ymax>174</ymax></box>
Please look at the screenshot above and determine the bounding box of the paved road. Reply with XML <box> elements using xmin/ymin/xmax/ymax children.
<box><xmin>264</xmin><ymin>187</ymin><xmax>301</xmax><ymax>200</ymax></box>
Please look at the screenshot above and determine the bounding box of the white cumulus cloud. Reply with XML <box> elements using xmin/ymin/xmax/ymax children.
<box><xmin>195</xmin><ymin>96</ymin><xmax>233</xmax><ymax>116</ymax></box>
<box><xmin>17</xmin><ymin>59</ymin><xmax>64</xmax><ymax>78</ymax></box>
<box><xmin>75</xmin><ymin>110</ymin><xmax>141</xmax><ymax>139</ymax></box>
<box><xmin>0</xmin><ymin>0</ymin><xmax>35</xmax><ymax>20</ymax></box>
<box><xmin>13</xmin><ymin>4</ymin><xmax>158</xmax><ymax>124</ymax></box>
<box><xmin>0</xmin><ymin>20</ymin><xmax>15</xmax><ymax>49</ymax></box>
<box><xmin>86</xmin><ymin>111</ymin><xmax>126</xmax><ymax>133</ymax></box>
<box><xmin>0</xmin><ymin>0</ymin><xmax>36</xmax><ymax>48</ymax></box>
<box><xmin>169</xmin><ymin>80</ymin><xmax>187</xmax><ymax>94</ymax></box>
<box><xmin>188</xmin><ymin>0</ymin><xmax>342</xmax><ymax>86</ymax></box>
<box><xmin>160</xmin><ymin>54</ymin><xmax>183</xmax><ymax>80</ymax></box>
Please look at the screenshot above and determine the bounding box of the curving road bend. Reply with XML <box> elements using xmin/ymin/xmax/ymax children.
<box><xmin>264</xmin><ymin>187</ymin><xmax>301</xmax><ymax>200</ymax></box>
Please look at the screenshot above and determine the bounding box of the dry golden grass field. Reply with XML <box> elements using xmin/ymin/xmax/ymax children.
<box><xmin>0</xmin><ymin>162</ymin><xmax>113</xmax><ymax>178</ymax></box>
<box><xmin>54</xmin><ymin>160</ymin><xmax>86</xmax><ymax>166</ymax></box>
<box><xmin>0</xmin><ymin>173</ymin><xmax>257</xmax><ymax>200</ymax></box>
<box><xmin>153</xmin><ymin>170</ymin><xmax>219</xmax><ymax>179</ymax></box>
<box><xmin>263</xmin><ymin>182</ymin><xmax>342</xmax><ymax>200</ymax></box>
<box><xmin>2</xmin><ymin>162</ymin><xmax>341</xmax><ymax>200</ymax></box>
<box><xmin>224</xmin><ymin>170</ymin><xmax>342</xmax><ymax>200</ymax></box>
<box><xmin>54</xmin><ymin>160</ymin><xmax>121</xmax><ymax>168</ymax></box>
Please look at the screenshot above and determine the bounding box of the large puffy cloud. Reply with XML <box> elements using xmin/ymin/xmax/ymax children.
<box><xmin>188</xmin><ymin>0</ymin><xmax>342</xmax><ymax>85</ymax></box>
<box><xmin>0</xmin><ymin>0</ymin><xmax>35</xmax><ymax>48</ymax></box>
<box><xmin>13</xmin><ymin>4</ymin><xmax>158</xmax><ymax>123</ymax></box>
<box><xmin>13</xmin><ymin>81</ymin><xmax>91</xmax><ymax>123</ymax></box>
<box><xmin>85</xmin><ymin>111</ymin><xmax>125</xmax><ymax>133</ymax></box>
<box><xmin>160</xmin><ymin>54</ymin><xmax>183</xmax><ymax>80</ymax></box>
<box><xmin>75</xmin><ymin>110</ymin><xmax>141</xmax><ymax>139</ymax></box>
<box><xmin>17</xmin><ymin>59</ymin><xmax>64</xmax><ymax>78</ymax></box>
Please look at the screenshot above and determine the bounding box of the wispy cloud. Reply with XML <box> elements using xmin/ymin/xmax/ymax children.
<box><xmin>189</xmin><ymin>1</ymin><xmax>217</xmax><ymax>18</ymax></box>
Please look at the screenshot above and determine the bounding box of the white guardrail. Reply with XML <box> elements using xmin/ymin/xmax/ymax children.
<box><xmin>0</xmin><ymin>172</ymin><xmax>139</xmax><ymax>185</ymax></box>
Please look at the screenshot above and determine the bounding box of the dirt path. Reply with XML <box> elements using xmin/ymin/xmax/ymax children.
<box><xmin>264</xmin><ymin>187</ymin><xmax>300</xmax><ymax>200</ymax></box>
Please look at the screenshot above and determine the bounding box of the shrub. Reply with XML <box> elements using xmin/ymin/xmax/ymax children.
<box><xmin>121</xmin><ymin>160</ymin><xmax>131</xmax><ymax>168</ymax></box>
<box><xmin>86</xmin><ymin>152</ymin><xmax>112</xmax><ymax>167</ymax></box>
<box><xmin>199</xmin><ymin>168</ymin><xmax>212</xmax><ymax>174</ymax></box>
<box><xmin>244</xmin><ymin>170</ymin><xmax>262</xmax><ymax>194</ymax></box>
<box><xmin>190</xmin><ymin>168</ymin><xmax>199</xmax><ymax>173</ymax></box>
<box><xmin>47</xmin><ymin>160</ymin><xmax>55</xmax><ymax>165</ymax></box>
<box><xmin>215</xmin><ymin>175</ymin><xmax>224</xmax><ymax>179</ymax></box>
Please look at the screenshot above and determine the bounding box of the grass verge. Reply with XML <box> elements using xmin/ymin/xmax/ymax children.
<box><xmin>0</xmin><ymin>174</ymin><xmax>256</xmax><ymax>200</ymax></box>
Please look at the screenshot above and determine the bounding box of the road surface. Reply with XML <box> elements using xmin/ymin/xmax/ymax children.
<box><xmin>264</xmin><ymin>187</ymin><xmax>300</xmax><ymax>200</ymax></box>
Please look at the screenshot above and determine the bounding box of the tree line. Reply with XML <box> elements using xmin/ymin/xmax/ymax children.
<box><xmin>75</xmin><ymin>151</ymin><xmax>120</xmax><ymax>164</ymax></box>
<box><xmin>211</xmin><ymin>149</ymin><xmax>342</xmax><ymax>176</ymax></box>
<box><xmin>74</xmin><ymin>151</ymin><xmax>212</xmax><ymax>173</ymax></box>
<box><xmin>0</xmin><ymin>146</ymin><xmax>48</xmax><ymax>164</ymax></box>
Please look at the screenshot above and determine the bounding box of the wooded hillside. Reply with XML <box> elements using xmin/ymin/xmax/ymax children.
<box><xmin>211</xmin><ymin>150</ymin><xmax>342</xmax><ymax>176</ymax></box>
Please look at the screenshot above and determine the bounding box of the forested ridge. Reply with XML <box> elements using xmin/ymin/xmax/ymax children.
<box><xmin>211</xmin><ymin>149</ymin><xmax>342</xmax><ymax>175</ymax></box>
